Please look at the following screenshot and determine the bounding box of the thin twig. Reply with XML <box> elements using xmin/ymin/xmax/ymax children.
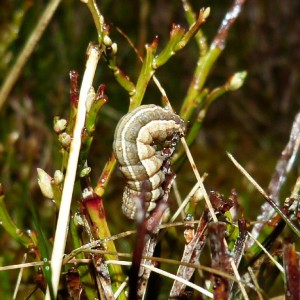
<box><xmin>172</xmin><ymin>180</ymin><xmax>186</xmax><ymax>220</ymax></box>
<box><xmin>247</xmin><ymin>231</ymin><xmax>284</xmax><ymax>273</ymax></box>
<box><xmin>227</xmin><ymin>152</ymin><xmax>300</xmax><ymax>239</ymax></box>
<box><xmin>212</xmin><ymin>0</ymin><xmax>246</xmax><ymax>50</ymax></box>
<box><xmin>247</xmin><ymin>267</ymin><xmax>264</xmax><ymax>300</ymax></box>
<box><xmin>248</xmin><ymin>112</ymin><xmax>300</xmax><ymax>248</ymax></box>
<box><xmin>105</xmin><ymin>260</ymin><xmax>214</xmax><ymax>298</ymax></box>
<box><xmin>170</xmin><ymin>182</ymin><xmax>201</xmax><ymax>223</ymax></box>
<box><xmin>13</xmin><ymin>253</ymin><xmax>27</xmax><ymax>300</ymax></box>
<box><xmin>0</xmin><ymin>261</ymin><xmax>44</xmax><ymax>271</ymax></box>
<box><xmin>181</xmin><ymin>137</ymin><xmax>218</xmax><ymax>222</ymax></box>
<box><xmin>113</xmin><ymin>278</ymin><xmax>128</xmax><ymax>299</ymax></box>
<box><xmin>180</xmin><ymin>139</ymin><xmax>249</xmax><ymax>299</ymax></box>
<box><xmin>1</xmin><ymin>254</ymin><xmax>253</xmax><ymax>287</ymax></box>
<box><xmin>230</xmin><ymin>258</ymin><xmax>249</xmax><ymax>300</ymax></box>
<box><xmin>0</xmin><ymin>0</ymin><xmax>62</xmax><ymax>110</ymax></box>
<box><xmin>63</xmin><ymin>230</ymin><xmax>135</xmax><ymax>264</ymax></box>
<box><xmin>45</xmin><ymin>45</ymin><xmax>101</xmax><ymax>300</ymax></box>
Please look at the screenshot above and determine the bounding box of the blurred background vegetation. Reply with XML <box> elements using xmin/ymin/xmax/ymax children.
<box><xmin>0</xmin><ymin>0</ymin><xmax>300</xmax><ymax>298</ymax></box>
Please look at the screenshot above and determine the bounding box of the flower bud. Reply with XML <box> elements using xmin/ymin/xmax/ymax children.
<box><xmin>103</xmin><ymin>35</ymin><xmax>112</xmax><ymax>47</ymax></box>
<box><xmin>227</xmin><ymin>71</ymin><xmax>247</xmax><ymax>91</ymax></box>
<box><xmin>111</xmin><ymin>43</ymin><xmax>118</xmax><ymax>55</ymax></box>
<box><xmin>80</xmin><ymin>167</ymin><xmax>91</xmax><ymax>177</ymax></box>
<box><xmin>54</xmin><ymin>118</ymin><xmax>67</xmax><ymax>133</ymax></box>
<box><xmin>54</xmin><ymin>170</ymin><xmax>64</xmax><ymax>185</ymax></box>
<box><xmin>203</xmin><ymin>7</ymin><xmax>211</xmax><ymax>19</ymax></box>
<box><xmin>59</xmin><ymin>132</ymin><xmax>72</xmax><ymax>148</ymax></box>
<box><xmin>37</xmin><ymin>168</ymin><xmax>54</xmax><ymax>199</ymax></box>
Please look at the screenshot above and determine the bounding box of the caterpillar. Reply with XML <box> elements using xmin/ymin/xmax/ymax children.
<box><xmin>113</xmin><ymin>104</ymin><xmax>186</xmax><ymax>219</ymax></box>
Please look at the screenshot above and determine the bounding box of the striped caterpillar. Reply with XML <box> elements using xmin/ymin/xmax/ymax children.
<box><xmin>113</xmin><ymin>104</ymin><xmax>186</xmax><ymax>219</ymax></box>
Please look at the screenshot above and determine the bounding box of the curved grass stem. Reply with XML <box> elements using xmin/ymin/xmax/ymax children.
<box><xmin>45</xmin><ymin>45</ymin><xmax>101</xmax><ymax>300</ymax></box>
<box><xmin>0</xmin><ymin>0</ymin><xmax>62</xmax><ymax>111</ymax></box>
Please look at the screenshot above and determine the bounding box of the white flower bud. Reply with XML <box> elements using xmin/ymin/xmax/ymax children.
<box><xmin>54</xmin><ymin>170</ymin><xmax>64</xmax><ymax>185</ymax></box>
<box><xmin>111</xmin><ymin>43</ymin><xmax>118</xmax><ymax>55</ymax></box>
<box><xmin>203</xmin><ymin>7</ymin><xmax>211</xmax><ymax>19</ymax></box>
<box><xmin>59</xmin><ymin>132</ymin><xmax>72</xmax><ymax>148</ymax></box>
<box><xmin>54</xmin><ymin>119</ymin><xmax>67</xmax><ymax>133</ymax></box>
<box><xmin>228</xmin><ymin>71</ymin><xmax>247</xmax><ymax>91</ymax></box>
<box><xmin>37</xmin><ymin>168</ymin><xmax>54</xmax><ymax>199</ymax></box>
<box><xmin>103</xmin><ymin>35</ymin><xmax>112</xmax><ymax>47</ymax></box>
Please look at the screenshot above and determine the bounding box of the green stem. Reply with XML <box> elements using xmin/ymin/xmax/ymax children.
<box><xmin>70</xmin><ymin>215</ymin><xmax>98</xmax><ymax>300</ymax></box>
<box><xmin>180</xmin><ymin>46</ymin><xmax>221</xmax><ymax>121</ymax></box>
<box><xmin>0</xmin><ymin>0</ymin><xmax>62</xmax><ymax>111</ymax></box>
<box><xmin>84</xmin><ymin>0</ymin><xmax>136</xmax><ymax>95</ymax></box>
<box><xmin>130</xmin><ymin>38</ymin><xmax>158</xmax><ymax>109</ymax></box>
<box><xmin>181</xmin><ymin>0</ymin><xmax>207</xmax><ymax>55</ymax></box>
<box><xmin>153</xmin><ymin>25</ymin><xmax>185</xmax><ymax>68</ymax></box>
<box><xmin>95</xmin><ymin>154</ymin><xmax>117</xmax><ymax>197</ymax></box>
<box><xmin>0</xmin><ymin>191</ymin><xmax>33</xmax><ymax>248</ymax></box>
<box><xmin>85</xmin><ymin>0</ymin><xmax>104</xmax><ymax>43</ymax></box>
<box><xmin>84</xmin><ymin>194</ymin><xmax>126</xmax><ymax>299</ymax></box>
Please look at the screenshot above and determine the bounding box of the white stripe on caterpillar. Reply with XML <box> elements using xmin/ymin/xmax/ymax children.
<box><xmin>113</xmin><ymin>104</ymin><xmax>186</xmax><ymax>219</ymax></box>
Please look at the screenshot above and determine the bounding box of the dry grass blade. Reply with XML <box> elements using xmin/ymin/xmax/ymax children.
<box><xmin>113</xmin><ymin>279</ymin><xmax>128</xmax><ymax>299</ymax></box>
<box><xmin>0</xmin><ymin>0</ymin><xmax>63</xmax><ymax>110</ymax></box>
<box><xmin>247</xmin><ymin>267</ymin><xmax>264</xmax><ymax>300</ymax></box>
<box><xmin>12</xmin><ymin>253</ymin><xmax>27</xmax><ymax>300</ymax></box>
<box><xmin>63</xmin><ymin>230</ymin><xmax>135</xmax><ymax>264</ymax></box>
<box><xmin>170</xmin><ymin>182</ymin><xmax>202</xmax><ymax>223</ymax></box>
<box><xmin>249</xmin><ymin>112</ymin><xmax>300</xmax><ymax>248</ymax></box>
<box><xmin>227</xmin><ymin>152</ymin><xmax>300</xmax><ymax>239</ymax></box>
<box><xmin>181</xmin><ymin>136</ymin><xmax>217</xmax><ymax>222</ymax></box>
<box><xmin>0</xmin><ymin>261</ymin><xmax>44</xmax><ymax>271</ymax></box>
<box><xmin>45</xmin><ymin>45</ymin><xmax>101</xmax><ymax>299</ymax></box>
<box><xmin>181</xmin><ymin>141</ymin><xmax>249</xmax><ymax>299</ymax></box>
<box><xmin>106</xmin><ymin>260</ymin><xmax>214</xmax><ymax>298</ymax></box>
<box><xmin>247</xmin><ymin>231</ymin><xmax>284</xmax><ymax>273</ymax></box>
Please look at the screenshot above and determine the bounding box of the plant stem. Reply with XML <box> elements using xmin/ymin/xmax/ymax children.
<box><xmin>0</xmin><ymin>0</ymin><xmax>62</xmax><ymax>111</ymax></box>
<box><xmin>0</xmin><ymin>187</ymin><xmax>33</xmax><ymax>248</ymax></box>
<box><xmin>45</xmin><ymin>45</ymin><xmax>101</xmax><ymax>300</ymax></box>
<box><xmin>69</xmin><ymin>216</ymin><xmax>98</xmax><ymax>300</ymax></box>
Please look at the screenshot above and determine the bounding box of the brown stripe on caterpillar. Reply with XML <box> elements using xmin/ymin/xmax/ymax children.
<box><xmin>113</xmin><ymin>104</ymin><xmax>186</xmax><ymax>219</ymax></box>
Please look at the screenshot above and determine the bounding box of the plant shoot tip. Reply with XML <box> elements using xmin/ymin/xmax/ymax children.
<box><xmin>203</xmin><ymin>7</ymin><xmax>211</xmax><ymax>19</ymax></box>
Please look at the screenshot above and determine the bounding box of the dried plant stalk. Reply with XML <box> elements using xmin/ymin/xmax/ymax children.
<box><xmin>45</xmin><ymin>44</ymin><xmax>101</xmax><ymax>300</ymax></box>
